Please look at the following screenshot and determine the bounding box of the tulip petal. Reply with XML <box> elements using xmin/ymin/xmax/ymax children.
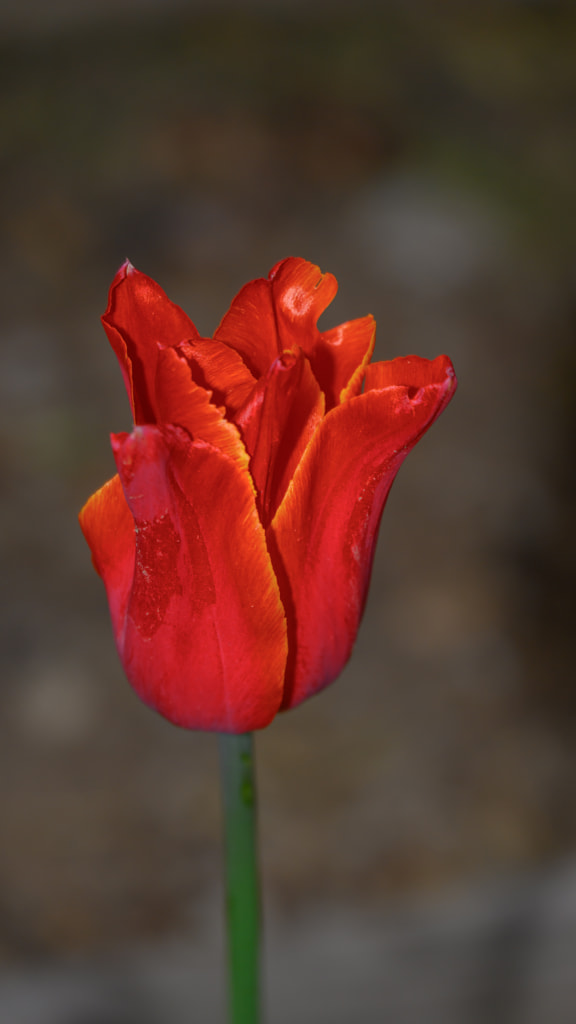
<box><xmin>110</xmin><ymin>425</ymin><xmax>288</xmax><ymax>732</ymax></box>
<box><xmin>213</xmin><ymin>275</ymin><xmax>279</xmax><ymax>378</ymax></box>
<box><xmin>318</xmin><ymin>315</ymin><xmax>376</xmax><ymax>407</ymax></box>
<box><xmin>79</xmin><ymin>473</ymin><xmax>135</xmax><ymax>639</ymax></box>
<box><xmin>269</xmin><ymin>355</ymin><xmax>457</xmax><ymax>710</ymax></box>
<box><xmin>154</xmin><ymin>346</ymin><xmax>249</xmax><ymax>471</ymax></box>
<box><xmin>268</xmin><ymin>261</ymin><xmax>376</xmax><ymax>407</ymax></box>
<box><xmin>234</xmin><ymin>348</ymin><xmax>325</xmax><ymax>525</ymax></box>
<box><xmin>214</xmin><ymin>257</ymin><xmax>337</xmax><ymax>379</ymax></box>
<box><xmin>267</xmin><ymin>257</ymin><xmax>338</xmax><ymax>349</ymax></box>
<box><xmin>102</xmin><ymin>261</ymin><xmax>200</xmax><ymax>423</ymax></box>
<box><xmin>365</xmin><ymin>352</ymin><xmax>455</xmax><ymax>394</ymax></box>
<box><xmin>268</xmin><ymin>260</ymin><xmax>377</xmax><ymax>409</ymax></box>
<box><xmin>215</xmin><ymin>258</ymin><xmax>375</xmax><ymax>408</ymax></box>
<box><xmin>178</xmin><ymin>338</ymin><xmax>257</xmax><ymax>416</ymax></box>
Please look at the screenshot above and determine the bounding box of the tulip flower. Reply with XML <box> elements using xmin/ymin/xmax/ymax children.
<box><xmin>81</xmin><ymin>257</ymin><xmax>457</xmax><ymax>1024</ymax></box>
<box><xmin>80</xmin><ymin>257</ymin><xmax>456</xmax><ymax>733</ymax></box>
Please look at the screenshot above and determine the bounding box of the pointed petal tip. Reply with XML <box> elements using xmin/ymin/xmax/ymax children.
<box><xmin>267</xmin><ymin>256</ymin><xmax>299</xmax><ymax>281</ymax></box>
<box><xmin>102</xmin><ymin>261</ymin><xmax>134</xmax><ymax>321</ymax></box>
<box><xmin>108</xmin><ymin>259</ymin><xmax>136</xmax><ymax>290</ymax></box>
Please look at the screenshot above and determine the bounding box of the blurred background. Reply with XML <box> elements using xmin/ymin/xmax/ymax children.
<box><xmin>1</xmin><ymin>1</ymin><xmax>576</xmax><ymax>1021</ymax></box>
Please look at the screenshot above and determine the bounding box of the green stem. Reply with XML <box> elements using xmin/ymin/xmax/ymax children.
<box><xmin>219</xmin><ymin>732</ymin><xmax>261</xmax><ymax>1024</ymax></box>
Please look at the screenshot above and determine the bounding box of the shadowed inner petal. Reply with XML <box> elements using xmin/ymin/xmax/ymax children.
<box><xmin>213</xmin><ymin>276</ymin><xmax>280</xmax><ymax>379</ymax></box>
<box><xmin>234</xmin><ymin>348</ymin><xmax>325</xmax><ymax>525</ymax></box>
<box><xmin>318</xmin><ymin>315</ymin><xmax>376</xmax><ymax>407</ymax></box>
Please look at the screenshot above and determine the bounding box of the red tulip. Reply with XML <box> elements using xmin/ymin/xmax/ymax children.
<box><xmin>80</xmin><ymin>258</ymin><xmax>456</xmax><ymax>732</ymax></box>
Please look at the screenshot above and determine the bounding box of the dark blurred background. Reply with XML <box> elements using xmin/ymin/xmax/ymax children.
<box><xmin>1</xmin><ymin>1</ymin><xmax>576</xmax><ymax>1021</ymax></box>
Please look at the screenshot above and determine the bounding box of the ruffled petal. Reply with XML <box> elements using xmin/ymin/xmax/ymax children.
<box><xmin>269</xmin><ymin>355</ymin><xmax>457</xmax><ymax>710</ymax></box>
<box><xmin>234</xmin><ymin>348</ymin><xmax>325</xmax><ymax>525</ymax></box>
<box><xmin>178</xmin><ymin>338</ymin><xmax>256</xmax><ymax>416</ymax></box>
<box><xmin>78</xmin><ymin>474</ymin><xmax>135</xmax><ymax>639</ymax></box>
<box><xmin>110</xmin><ymin>425</ymin><xmax>288</xmax><ymax>732</ymax></box>
<box><xmin>267</xmin><ymin>259</ymin><xmax>375</xmax><ymax>407</ymax></box>
<box><xmin>102</xmin><ymin>261</ymin><xmax>200</xmax><ymax>423</ymax></box>
<box><xmin>267</xmin><ymin>257</ymin><xmax>338</xmax><ymax>350</ymax></box>
<box><xmin>154</xmin><ymin>346</ymin><xmax>249</xmax><ymax>471</ymax></box>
